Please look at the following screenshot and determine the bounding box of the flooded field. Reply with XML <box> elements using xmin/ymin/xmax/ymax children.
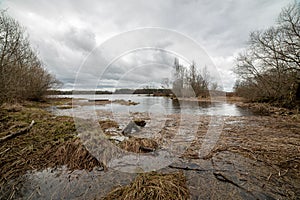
<box><xmin>1</xmin><ymin>96</ymin><xmax>299</xmax><ymax>199</ymax></box>
<box><xmin>49</xmin><ymin>94</ymin><xmax>252</xmax><ymax>116</ymax></box>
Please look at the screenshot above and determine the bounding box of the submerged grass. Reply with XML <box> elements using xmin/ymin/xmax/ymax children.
<box><xmin>103</xmin><ymin>171</ymin><xmax>190</xmax><ymax>200</ymax></box>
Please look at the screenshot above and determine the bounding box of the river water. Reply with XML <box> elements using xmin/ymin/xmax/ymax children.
<box><xmin>52</xmin><ymin>94</ymin><xmax>252</xmax><ymax>116</ymax></box>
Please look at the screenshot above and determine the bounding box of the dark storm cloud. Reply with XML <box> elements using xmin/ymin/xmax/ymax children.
<box><xmin>1</xmin><ymin>0</ymin><xmax>294</xmax><ymax>91</ymax></box>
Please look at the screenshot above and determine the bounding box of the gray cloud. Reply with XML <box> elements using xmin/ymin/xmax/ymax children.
<box><xmin>1</xmin><ymin>0</ymin><xmax>294</xmax><ymax>91</ymax></box>
<box><xmin>60</xmin><ymin>26</ymin><xmax>96</xmax><ymax>52</ymax></box>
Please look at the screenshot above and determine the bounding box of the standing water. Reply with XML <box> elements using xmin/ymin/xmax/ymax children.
<box><xmin>50</xmin><ymin>94</ymin><xmax>252</xmax><ymax>116</ymax></box>
<box><xmin>8</xmin><ymin>94</ymin><xmax>255</xmax><ymax>199</ymax></box>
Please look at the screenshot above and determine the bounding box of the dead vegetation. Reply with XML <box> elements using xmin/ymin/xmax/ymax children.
<box><xmin>99</xmin><ymin>118</ymin><xmax>158</xmax><ymax>153</ymax></box>
<box><xmin>43</xmin><ymin>138</ymin><xmax>103</xmax><ymax>171</ymax></box>
<box><xmin>118</xmin><ymin>137</ymin><xmax>158</xmax><ymax>153</ymax></box>
<box><xmin>222</xmin><ymin>116</ymin><xmax>300</xmax><ymax>174</ymax></box>
<box><xmin>1</xmin><ymin>99</ymin><xmax>300</xmax><ymax>199</ymax></box>
<box><xmin>179</xmin><ymin>114</ymin><xmax>300</xmax><ymax>198</ymax></box>
<box><xmin>0</xmin><ymin>103</ymin><xmax>103</xmax><ymax>189</ymax></box>
<box><xmin>102</xmin><ymin>171</ymin><xmax>190</xmax><ymax>200</ymax></box>
<box><xmin>236</xmin><ymin>102</ymin><xmax>299</xmax><ymax>116</ymax></box>
<box><xmin>99</xmin><ymin>119</ymin><xmax>119</xmax><ymax>131</ymax></box>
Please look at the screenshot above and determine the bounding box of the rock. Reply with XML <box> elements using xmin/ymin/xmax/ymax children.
<box><xmin>134</xmin><ymin>119</ymin><xmax>146</xmax><ymax>127</ymax></box>
<box><xmin>122</xmin><ymin>121</ymin><xmax>141</xmax><ymax>135</ymax></box>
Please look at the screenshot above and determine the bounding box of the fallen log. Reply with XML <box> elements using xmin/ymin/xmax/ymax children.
<box><xmin>0</xmin><ymin>120</ymin><xmax>35</xmax><ymax>143</ymax></box>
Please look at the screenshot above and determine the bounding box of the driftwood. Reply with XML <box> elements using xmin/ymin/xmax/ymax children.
<box><xmin>0</xmin><ymin>120</ymin><xmax>35</xmax><ymax>143</ymax></box>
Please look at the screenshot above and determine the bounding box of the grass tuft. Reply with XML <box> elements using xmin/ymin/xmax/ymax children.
<box><xmin>103</xmin><ymin>171</ymin><xmax>190</xmax><ymax>200</ymax></box>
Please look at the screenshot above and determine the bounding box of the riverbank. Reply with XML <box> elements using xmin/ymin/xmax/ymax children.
<box><xmin>0</xmin><ymin>98</ymin><xmax>299</xmax><ymax>199</ymax></box>
<box><xmin>0</xmin><ymin>101</ymin><xmax>103</xmax><ymax>198</ymax></box>
<box><xmin>176</xmin><ymin>96</ymin><xmax>245</xmax><ymax>103</ymax></box>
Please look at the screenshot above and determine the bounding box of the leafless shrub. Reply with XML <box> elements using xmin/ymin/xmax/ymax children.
<box><xmin>172</xmin><ymin>58</ymin><xmax>217</xmax><ymax>97</ymax></box>
<box><xmin>234</xmin><ymin>3</ymin><xmax>300</xmax><ymax>107</ymax></box>
<box><xmin>0</xmin><ymin>11</ymin><xmax>60</xmax><ymax>103</ymax></box>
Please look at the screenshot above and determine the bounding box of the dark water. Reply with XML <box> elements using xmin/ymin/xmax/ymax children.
<box><xmin>55</xmin><ymin>94</ymin><xmax>251</xmax><ymax>116</ymax></box>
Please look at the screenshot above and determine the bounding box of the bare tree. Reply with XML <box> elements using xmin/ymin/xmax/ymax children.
<box><xmin>172</xmin><ymin>57</ymin><xmax>185</xmax><ymax>97</ymax></box>
<box><xmin>234</xmin><ymin>3</ymin><xmax>300</xmax><ymax>106</ymax></box>
<box><xmin>0</xmin><ymin>11</ymin><xmax>59</xmax><ymax>103</ymax></box>
<box><xmin>172</xmin><ymin>58</ymin><xmax>211</xmax><ymax>98</ymax></box>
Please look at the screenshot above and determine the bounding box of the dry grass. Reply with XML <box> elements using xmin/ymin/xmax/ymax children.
<box><xmin>103</xmin><ymin>171</ymin><xmax>190</xmax><ymax>200</ymax></box>
<box><xmin>119</xmin><ymin>137</ymin><xmax>158</xmax><ymax>153</ymax></box>
<box><xmin>225</xmin><ymin>96</ymin><xmax>246</xmax><ymax>102</ymax></box>
<box><xmin>0</xmin><ymin>103</ymin><xmax>23</xmax><ymax>112</ymax></box>
<box><xmin>42</xmin><ymin>138</ymin><xmax>102</xmax><ymax>171</ymax></box>
<box><xmin>0</xmin><ymin>103</ymin><xmax>103</xmax><ymax>187</ymax></box>
<box><xmin>99</xmin><ymin>119</ymin><xmax>119</xmax><ymax>131</ymax></box>
<box><xmin>236</xmin><ymin>102</ymin><xmax>298</xmax><ymax>116</ymax></box>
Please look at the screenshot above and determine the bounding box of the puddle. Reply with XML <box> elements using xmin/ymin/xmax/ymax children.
<box><xmin>5</xmin><ymin>167</ymin><xmax>135</xmax><ymax>200</ymax></box>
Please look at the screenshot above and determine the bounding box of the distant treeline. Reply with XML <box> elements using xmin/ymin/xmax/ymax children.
<box><xmin>48</xmin><ymin>89</ymin><xmax>173</xmax><ymax>96</ymax></box>
<box><xmin>48</xmin><ymin>90</ymin><xmax>113</xmax><ymax>95</ymax></box>
<box><xmin>48</xmin><ymin>89</ymin><xmax>233</xmax><ymax>97</ymax></box>
<box><xmin>115</xmin><ymin>88</ymin><xmax>173</xmax><ymax>96</ymax></box>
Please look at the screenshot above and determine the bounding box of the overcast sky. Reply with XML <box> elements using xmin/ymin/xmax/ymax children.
<box><xmin>0</xmin><ymin>0</ymin><xmax>295</xmax><ymax>91</ymax></box>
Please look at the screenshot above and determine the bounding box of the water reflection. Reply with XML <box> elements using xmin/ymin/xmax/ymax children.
<box><xmin>55</xmin><ymin>94</ymin><xmax>252</xmax><ymax>116</ymax></box>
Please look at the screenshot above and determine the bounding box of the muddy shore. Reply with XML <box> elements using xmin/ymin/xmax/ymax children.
<box><xmin>0</xmin><ymin>98</ymin><xmax>299</xmax><ymax>199</ymax></box>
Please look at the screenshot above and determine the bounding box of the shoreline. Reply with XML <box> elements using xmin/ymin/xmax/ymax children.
<box><xmin>0</xmin><ymin>98</ymin><xmax>299</xmax><ymax>199</ymax></box>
